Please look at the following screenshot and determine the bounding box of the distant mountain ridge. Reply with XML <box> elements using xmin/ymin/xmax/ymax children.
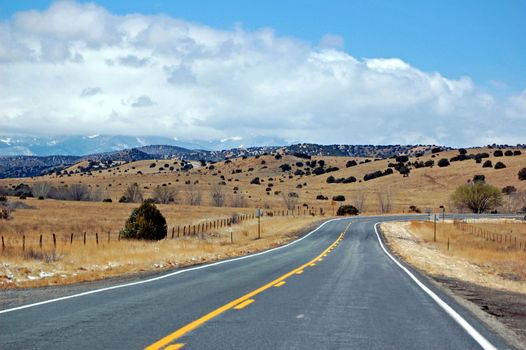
<box><xmin>0</xmin><ymin>134</ymin><xmax>289</xmax><ymax>156</ymax></box>
<box><xmin>0</xmin><ymin>142</ymin><xmax>448</xmax><ymax>179</ymax></box>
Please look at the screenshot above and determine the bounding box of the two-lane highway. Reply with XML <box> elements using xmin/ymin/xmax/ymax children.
<box><xmin>0</xmin><ymin>216</ymin><xmax>514</xmax><ymax>349</ymax></box>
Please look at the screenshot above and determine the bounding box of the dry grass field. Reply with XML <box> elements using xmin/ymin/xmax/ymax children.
<box><xmin>381</xmin><ymin>220</ymin><xmax>526</xmax><ymax>293</ymax></box>
<box><xmin>0</xmin><ymin>197</ymin><xmax>322</xmax><ymax>288</ymax></box>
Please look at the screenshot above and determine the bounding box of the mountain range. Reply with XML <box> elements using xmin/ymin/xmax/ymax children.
<box><xmin>0</xmin><ymin>134</ymin><xmax>289</xmax><ymax>156</ymax></box>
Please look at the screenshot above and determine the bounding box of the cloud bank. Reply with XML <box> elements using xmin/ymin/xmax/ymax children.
<box><xmin>0</xmin><ymin>1</ymin><xmax>524</xmax><ymax>146</ymax></box>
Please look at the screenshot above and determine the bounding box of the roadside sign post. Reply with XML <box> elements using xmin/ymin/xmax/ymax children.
<box><xmin>256</xmin><ymin>209</ymin><xmax>262</xmax><ymax>239</ymax></box>
<box><xmin>433</xmin><ymin>214</ymin><xmax>437</xmax><ymax>242</ymax></box>
<box><xmin>440</xmin><ymin>205</ymin><xmax>445</xmax><ymax>223</ymax></box>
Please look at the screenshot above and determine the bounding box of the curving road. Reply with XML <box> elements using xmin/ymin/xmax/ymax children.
<box><xmin>0</xmin><ymin>215</ymin><xmax>515</xmax><ymax>349</ymax></box>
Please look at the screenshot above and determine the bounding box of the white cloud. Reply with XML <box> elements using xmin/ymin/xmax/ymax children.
<box><xmin>0</xmin><ymin>1</ymin><xmax>524</xmax><ymax>146</ymax></box>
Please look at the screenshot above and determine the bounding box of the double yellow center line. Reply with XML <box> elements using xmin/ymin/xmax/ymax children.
<box><xmin>145</xmin><ymin>221</ymin><xmax>351</xmax><ymax>350</ymax></box>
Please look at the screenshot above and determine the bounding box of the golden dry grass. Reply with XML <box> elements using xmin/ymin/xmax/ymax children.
<box><xmin>408</xmin><ymin>221</ymin><xmax>526</xmax><ymax>279</ymax></box>
<box><xmin>381</xmin><ymin>220</ymin><xmax>526</xmax><ymax>293</ymax></box>
<box><xmin>0</xmin><ymin>198</ymin><xmax>322</xmax><ymax>288</ymax></box>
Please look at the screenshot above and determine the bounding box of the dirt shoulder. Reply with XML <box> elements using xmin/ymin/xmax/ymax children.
<box><xmin>380</xmin><ymin>221</ymin><xmax>526</xmax><ymax>349</ymax></box>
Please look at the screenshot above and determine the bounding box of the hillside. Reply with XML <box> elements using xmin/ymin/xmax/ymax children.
<box><xmin>0</xmin><ymin>143</ymin><xmax>447</xmax><ymax>179</ymax></box>
<box><xmin>1</xmin><ymin>146</ymin><xmax>524</xmax><ymax>214</ymax></box>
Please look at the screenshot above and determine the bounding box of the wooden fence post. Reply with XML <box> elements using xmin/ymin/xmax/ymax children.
<box><xmin>22</xmin><ymin>235</ymin><xmax>26</xmax><ymax>251</ymax></box>
<box><xmin>83</xmin><ymin>232</ymin><xmax>86</xmax><ymax>245</ymax></box>
<box><xmin>52</xmin><ymin>233</ymin><xmax>56</xmax><ymax>249</ymax></box>
<box><xmin>39</xmin><ymin>234</ymin><xmax>43</xmax><ymax>248</ymax></box>
<box><xmin>96</xmin><ymin>233</ymin><xmax>99</xmax><ymax>245</ymax></box>
<box><xmin>70</xmin><ymin>233</ymin><xmax>74</xmax><ymax>245</ymax></box>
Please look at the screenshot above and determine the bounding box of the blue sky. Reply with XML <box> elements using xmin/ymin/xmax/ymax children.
<box><xmin>2</xmin><ymin>0</ymin><xmax>524</xmax><ymax>91</ymax></box>
<box><xmin>0</xmin><ymin>1</ymin><xmax>525</xmax><ymax>146</ymax></box>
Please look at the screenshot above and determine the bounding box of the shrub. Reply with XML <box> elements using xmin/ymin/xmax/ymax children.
<box><xmin>274</xmin><ymin>154</ymin><xmax>282</xmax><ymax>160</ymax></box>
<box><xmin>424</xmin><ymin>160</ymin><xmax>434</xmax><ymax>167</ymax></box>
<box><xmin>399</xmin><ymin>166</ymin><xmax>410</xmax><ymax>176</ymax></box>
<box><xmin>459</xmin><ymin>148</ymin><xmax>467</xmax><ymax>155</ymax></box>
<box><xmin>326</xmin><ymin>176</ymin><xmax>336</xmax><ymax>184</ymax></box>
<box><xmin>118</xmin><ymin>196</ymin><xmax>128</xmax><ymax>203</ymax></box>
<box><xmin>346</xmin><ymin>160</ymin><xmax>357</xmax><ymax>168</ymax></box>
<box><xmin>280</xmin><ymin>164</ymin><xmax>292</xmax><ymax>172</ymax></box>
<box><xmin>493</xmin><ymin>150</ymin><xmax>503</xmax><ymax>157</ymax></box>
<box><xmin>437</xmin><ymin>158</ymin><xmax>450</xmax><ymax>167</ymax></box>
<box><xmin>409</xmin><ymin>205</ymin><xmax>421</xmax><ymax>213</ymax></box>
<box><xmin>316</xmin><ymin>195</ymin><xmax>328</xmax><ymax>200</ymax></box>
<box><xmin>103</xmin><ymin>198</ymin><xmax>113</xmax><ymax>202</ymax></box>
<box><xmin>250</xmin><ymin>177</ymin><xmax>261</xmax><ymax>185</ymax></box>
<box><xmin>431</xmin><ymin>147</ymin><xmax>442</xmax><ymax>153</ymax></box>
<box><xmin>502</xmin><ymin>186</ymin><xmax>517</xmax><ymax>195</ymax></box>
<box><xmin>121</xmin><ymin>202</ymin><xmax>167</xmax><ymax>240</ymax></box>
<box><xmin>0</xmin><ymin>196</ymin><xmax>6</xmax><ymax>202</ymax></box>
<box><xmin>519</xmin><ymin>168</ymin><xmax>526</xmax><ymax>181</ymax></box>
<box><xmin>513</xmin><ymin>150</ymin><xmax>522</xmax><ymax>156</ymax></box>
<box><xmin>395</xmin><ymin>155</ymin><xmax>409</xmax><ymax>163</ymax></box>
<box><xmin>504</xmin><ymin>150</ymin><xmax>513</xmax><ymax>156</ymax></box>
<box><xmin>494</xmin><ymin>162</ymin><xmax>506</xmax><ymax>169</ymax></box>
<box><xmin>312</xmin><ymin>167</ymin><xmax>326</xmax><ymax>175</ymax></box>
<box><xmin>482</xmin><ymin>160</ymin><xmax>493</xmax><ymax>168</ymax></box>
<box><xmin>336</xmin><ymin>205</ymin><xmax>359</xmax><ymax>216</ymax></box>
<box><xmin>342</xmin><ymin>176</ymin><xmax>357</xmax><ymax>183</ymax></box>
<box><xmin>472</xmin><ymin>174</ymin><xmax>485</xmax><ymax>183</ymax></box>
<box><xmin>332</xmin><ymin>195</ymin><xmax>345</xmax><ymax>202</ymax></box>
<box><xmin>293</xmin><ymin>152</ymin><xmax>311</xmax><ymax>160</ymax></box>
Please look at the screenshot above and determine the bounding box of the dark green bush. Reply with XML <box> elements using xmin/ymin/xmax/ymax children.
<box><xmin>518</xmin><ymin>168</ymin><xmax>526</xmax><ymax>181</ymax></box>
<box><xmin>473</xmin><ymin>175</ymin><xmax>485</xmax><ymax>183</ymax></box>
<box><xmin>437</xmin><ymin>158</ymin><xmax>450</xmax><ymax>167</ymax></box>
<box><xmin>494</xmin><ymin>162</ymin><xmax>506</xmax><ymax>169</ymax></box>
<box><xmin>332</xmin><ymin>195</ymin><xmax>345</xmax><ymax>201</ymax></box>
<box><xmin>346</xmin><ymin>160</ymin><xmax>357</xmax><ymax>168</ymax></box>
<box><xmin>121</xmin><ymin>202</ymin><xmax>167</xmax><ymax>240</ymax></box>
<box><xmin>482</xmin><ymin>160</ymin><xmax>493</xmax><ymax>168</ymax></box>
<box><xmin>336</xmin><ymin>205</ymin><xmax>359</xmax><ymax>216</ymax></box>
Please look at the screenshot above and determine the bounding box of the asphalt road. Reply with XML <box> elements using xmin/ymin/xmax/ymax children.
<box><xmin>0</xmin><ymin>215</ymin><xmax>516</xmax><ymax>349</ymax></box>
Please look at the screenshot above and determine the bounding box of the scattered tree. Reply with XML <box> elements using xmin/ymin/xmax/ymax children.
<box><xmin>211</xmin><ymin>184</ymin><xmax>225</xmax><ymax>207</ymax></box>
<box><xmin>377</xmin><ymin>192</ymin><xmax>392</xmax><ymax>213</ymax></box>
<box><xmin>31</xmin><ymin>182</ymin><xmax>52</xmax><ymax>198</ymax></box>
<box><xmin>282</xmin><ymin>191</ymin><xmax>299</xmax><ymax>211</ymax></box>
<box><xmin>187</xmin><ymin>183</ymin><xmax>202</xmax><ymax>206</ymax></box>
<box><xmin>451</xmin><ymin>181</ymin><xmax>502</xmax><ymax>213</ymax></box>
<box><xmin>353</xmin><ymin>193</ymin><xmax>367</xmax><ymax>212</ymax></box>
<box><xmin>123</xmin><ymin>183</ymin><xmax>143</xmax><ymax>203</ymax></box>
<box><xmin>153</xmin><ymin>186</ymin><xmax>176</xmax><ymax>204</ymax></box>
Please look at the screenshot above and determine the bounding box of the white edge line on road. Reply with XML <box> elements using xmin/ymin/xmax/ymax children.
<box><xmin>373</xmin><ymin>223</ymin><xmax>497</xmax><ymax>350</ymax></box>
<box><xmin>0</xmin><ymin>218</ymin><xmax>347</xmax><ymax>315</ymax></box>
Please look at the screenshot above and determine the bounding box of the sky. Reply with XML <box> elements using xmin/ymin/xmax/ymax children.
<box><xmin>0</xmin><ymin>0</ymin><xmax>525</xmax><ymax>147</ymax></box>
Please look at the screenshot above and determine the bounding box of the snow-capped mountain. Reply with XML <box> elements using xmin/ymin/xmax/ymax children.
<box><xmin>0</xmin><ymin>134</ymin><xmax>290</xmax><ymax>156</ymax></box>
